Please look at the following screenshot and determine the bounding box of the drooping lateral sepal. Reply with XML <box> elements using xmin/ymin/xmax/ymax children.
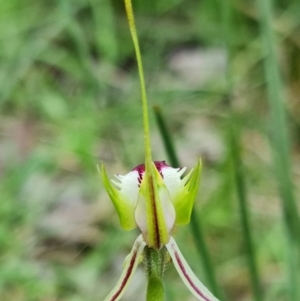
<box><xmin>166</xmin><ymin>237</ymin><xmax>219</xmax><ymax>301</ymax></box>
<box><xmin>99</xmin><ymin>163</ymin><xmax>137</xmax><ymax>230</ymax></box>
<box><xmin>104</xmin><ymin>235</ymin><xmax>146</xmax><ymax>301</ymax></box>
<box><xmin>135</xmin><ymin>161</ymin><xmax>175</xmax><ymax>249</ymax></box>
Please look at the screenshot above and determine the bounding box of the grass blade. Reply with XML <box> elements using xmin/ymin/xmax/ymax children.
<box><xmin>221</xmin><ymin>1</ymin><xmax>263</xmax><ymax>300</ymax></box>
<box><xmin>256</xmin><ymin>0</ymin><xmax>300</xmax><ymax>243</ymax></box>
<box><xmin>229</xmin><ymin>125</ymin><xmax>263</xmax><ymax>301</ymax></box>
<box><xmin>256</xmin><ymin>0</ymin><xmax>300</xmax><ymax>300</ymax></box>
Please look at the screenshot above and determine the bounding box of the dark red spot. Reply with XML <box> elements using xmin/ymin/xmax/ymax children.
<box><xmin>132</xmin><ymin>161</ymin><xmax>169</xmax><ymax>183</ymax></box>
<box><xmin>154</xmin><ymin>160</ymin><xmax>169</xmax><ymax>171</ymax></box>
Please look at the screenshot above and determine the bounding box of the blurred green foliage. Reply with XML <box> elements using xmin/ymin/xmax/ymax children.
<box><xmin>0</xmin><ymin>0</ymin><xmax>300</xmax><ymax>300</ymax></box>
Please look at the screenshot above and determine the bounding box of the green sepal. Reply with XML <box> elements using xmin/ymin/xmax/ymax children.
<box><xmin>173</xmin><ymin>158</ymin><xmax>202</xmax><ymax>225</ymax></box>
<box><xmin>99</xmin><ymin>163</ymin><xmax>136</xmax><ymax>230</ymax></box>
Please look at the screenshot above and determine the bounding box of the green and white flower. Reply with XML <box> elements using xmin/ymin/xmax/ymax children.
<box><xmin>100</xmin><ymin>160</ymin><xmax>219</xmax><ymax>301</ymax></box>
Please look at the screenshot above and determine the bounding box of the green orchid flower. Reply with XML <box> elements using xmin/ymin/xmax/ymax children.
<box><xmin>101</xmin><ymin>160</ymin><xmax>201</xmax><ymax>249</ymax></box>
<box><xmin>100</xmin><ymin>160</ymin><xmax>219</xmax><ymax>301</ymax></box>
<box><xmin>99</xmin><ymin>1</ymin><xmax>220</xmax><ymax>300</ymax></box>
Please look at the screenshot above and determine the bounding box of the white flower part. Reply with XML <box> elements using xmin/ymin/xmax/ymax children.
<box><xmin>166</xmin><ymin>237</ymin><xmax>220</xmax><ymax>301</ymax></box>
<box><xmin>135</xmin><ymin>192</ymin><xmax>148</xmax><ymax>241</ymax></box>
<box><xmin>112</xmin><ymin>170</ymin><xmax>140</xmax><ymax>205</ymax></box>
<box><xmin>104</xmin><ymin>235</ymin><xmax>146</xmax><ymax>301</ymax></box>
<box><xmin>159</xmin><ymin>186</ymin><xmax>176</xmax><ymax>234</ymax></box>
<box><xmin>160</xmin><ymin>166</ymin><xmax>188</xmax><ymax>198</ymax></box>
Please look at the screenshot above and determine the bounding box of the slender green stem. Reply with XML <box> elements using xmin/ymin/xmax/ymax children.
<box><xmin>146</xmin><ymin>276</ymin><xmax>164</xmax><ymax>301</ymax></box>
<box><xmin>153</xmin><ymin>106</ymin><xmax>179</xmax><ymax>166</ymax></box>
<box><xmin>124</xmin><ymin>0</ymin><xmax>152</xmax><ymax>163</ymax></box>
<box><xmin>144</xmin><ymin>246</ymin><xmax>167</xmax><ymax>301</ymax></box>
<box><xmin>153</xmin><ymin>106</ymin><xmax>222</xmax><ymax>299</ymax></box>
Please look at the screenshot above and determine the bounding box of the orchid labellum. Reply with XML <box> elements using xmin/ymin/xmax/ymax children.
<box><xmin>100</xmin><ymin>0</ymin><xmax>220</xmax><ymax>300</ymax></box>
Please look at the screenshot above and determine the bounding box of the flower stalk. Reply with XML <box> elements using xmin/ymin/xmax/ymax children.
<box><xmin>144</xmin><ymin>246</ymin><xmax>168</xmax><ymax>301</ymax></box>
<box><xmin>124</xmin><ymin>0</ymin><xmax>151</xmax><ymax>163</ymax></box>
<box><xmin>146</xmin><ymin>276</ymin><xmax>164</xmax><ymax>301</ymax></box>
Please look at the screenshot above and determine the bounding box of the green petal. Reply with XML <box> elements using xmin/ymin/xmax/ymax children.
<box><xmin>99</xmin><ymin>163</ymin><xmax>136</xmax><ymax>230</ymax></box>
<box><xmin>173</xmin><ymin>159</ymin><xmax>202</xmax><ymax>225</ymax></box>
<box><xmin>135</xmin><ymin>162</ymin><xmax>175</xmax><ymax>249</ymax></box>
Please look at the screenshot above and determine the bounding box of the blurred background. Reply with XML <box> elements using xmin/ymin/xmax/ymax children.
<box><xmin>0</xmin><ymin>0</ymin><xmax>299</xmax><ymax>300</ymax></box>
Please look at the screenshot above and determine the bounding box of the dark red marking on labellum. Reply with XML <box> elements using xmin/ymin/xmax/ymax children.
<box><xmin>132</xmin><ymin>161</ymin><xmax>169</xmax><ymax>184</ymax></box>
